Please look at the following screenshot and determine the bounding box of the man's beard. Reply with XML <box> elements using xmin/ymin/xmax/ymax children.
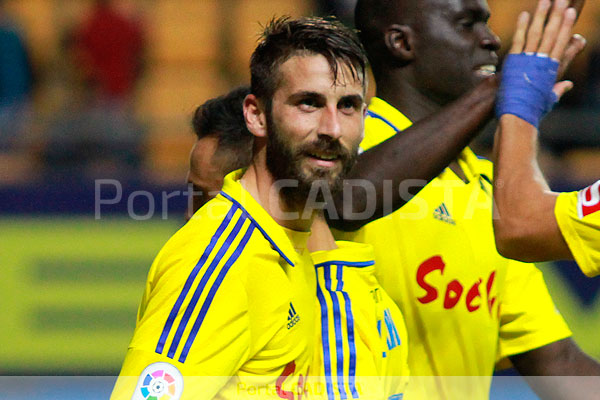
<box><xmin>265</xmin><ymin>113</ymin><xmax>358</xmax><ymax>211</ymax></box>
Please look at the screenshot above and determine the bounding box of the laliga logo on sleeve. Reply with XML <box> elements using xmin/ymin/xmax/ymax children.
<box><xmin>578</xmin><ymin>181</ymin><xmax>600</xmax><ymax>219</ymax></box>
<box><xmin>132</xmin><ymin>362</ymin><xmax>183</xmax><ymax>400</ymax></box>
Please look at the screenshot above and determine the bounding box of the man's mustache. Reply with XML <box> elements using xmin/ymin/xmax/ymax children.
<box><xmin>299</xmin><ymin>138</ymin><xmax>351</xmax><ymax>160</ymax></box>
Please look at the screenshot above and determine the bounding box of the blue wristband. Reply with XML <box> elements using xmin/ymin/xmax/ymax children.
<box><xmin>496</xmin><ymin>53</ymin><xmax>559</xmax><ymax>128</ymax></box>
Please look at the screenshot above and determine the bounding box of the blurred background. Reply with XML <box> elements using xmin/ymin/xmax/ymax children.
<box><xmin>0</xmin><ymin>0</ymin><xmax>599</xmax><ymax>392</ymax></box>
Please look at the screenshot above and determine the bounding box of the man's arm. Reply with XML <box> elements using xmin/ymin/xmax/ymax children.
<box><xmin>329</xmin><ymin>76</ymin><xmax>498</xmax><ymax>231</ymax></box>
<box><xmin>492</xmin><ymin>0</ymin><xmax>586</xmax><ymax>261</ymax></box>
<box><xmin>510</xmin><ymin>338</ymin><xmax>600</xmax><ymax>399</ymax></box>
<box><xmin>492</xmin><ymin>115</ymin><xmax>572</xmax><ymax>261</ymax></box>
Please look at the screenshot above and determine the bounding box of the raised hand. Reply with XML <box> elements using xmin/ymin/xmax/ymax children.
<box><xmin>496</xmin><ymin>0</ymin><xmax>584</xmax><ymax>128</ymax></box>
<box><xmin>509</xmin><ymin>0</ymin><xmax>583</xmax><ymax>99</ymax></box>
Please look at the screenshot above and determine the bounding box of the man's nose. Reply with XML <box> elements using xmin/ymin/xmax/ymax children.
<box><xmin>319</xmin><ymin>106</ymin><xmax>342</xmax><ymax>139</ymax></box>
<box><xmin>481</xmin><ymin>27</ymin><xmax>501</xmax><ymax>52</ymax></box>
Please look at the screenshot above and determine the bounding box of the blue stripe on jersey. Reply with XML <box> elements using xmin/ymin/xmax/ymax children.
<box><xmin>366</xmin><ymin>110</ymin><xmax>399</xmax><ymax>132</ymax></box>
<box><xmin>314</xmin><ymin>260</ymin><xmax>375</xmax><ymax>268</ymax></box>
<box><xmin>337</xmin><ymin>266</ymin><xmax>359</xmax><ymax>398</ymax></box>
<box><xmin>325</xmin><ymin>265</ymin><xmax>347</xmax><ymax>399</ymax></box>
<box><xmin>316</xmin><ymin>269</ymin><xmax>335</xmax><ymax>400</ymax></box>
<box><xmin>167</xmin><ymin>213</ymin><xmax>247</xmax><ymax>359</ymax></box>
<box><xmin>155</xmin><ymin>204</ymin><xmax>237</xmax><ymax>355</ymax></box>
<box><xmin>179</xmin><ymin>223</ymin><xmax>256</xmax><ymax>363</ymax></box>
<box><xmin>377</xmin><ymin>320</ymin><xmax>387</xmax><ymax>358</ymax></box>
<box><xmin>220</xmin><ymin>191</ymin><xmax>295</xmax><ymax>267</ymax></box>
<box><xmin>384</xmin><ymin>309</ymin><xmax>401</xmax><ymax>349</ymax></box>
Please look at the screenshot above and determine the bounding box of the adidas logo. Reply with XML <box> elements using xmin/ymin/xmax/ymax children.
<box><xmin>287</xmin><ymin>302</ymin><xmax>300</xmax><ymax>329</ymax></box>
<box><xmin>433</xmin><ymin>203</ymin><xmax>456</xmax><ymax>225</ymax></box>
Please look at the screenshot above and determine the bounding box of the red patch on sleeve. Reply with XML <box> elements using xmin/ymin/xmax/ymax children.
<box><xmin>578</xmin><ymin>181</ymin><xmax>600</xmax><ymax>218</ymax></box>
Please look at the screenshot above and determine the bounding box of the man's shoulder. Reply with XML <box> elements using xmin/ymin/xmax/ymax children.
<box><xmin>468</xmin><ymin>152</ymin><xmax>494</xmax><ymax>178</ymax></box>
<box><xmin>156</xmin><ymin>199</ymin><xmax>286</xmax><ymax>281</ymax></box>
<box><xmin>362</xmin><ymin>97</ymin><xmax>413</xmax><ymax>151</ymax></box>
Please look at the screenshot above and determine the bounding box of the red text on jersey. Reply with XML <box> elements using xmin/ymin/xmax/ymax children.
<box><xmin>276</xmin><ymin>361</ymin><xmax>306</xmax><ymax>400</ymax></box>
<box><xmin>416</xmin><ymin>255</ymin><xmax>497</xmax><ymax>317</ymax></box>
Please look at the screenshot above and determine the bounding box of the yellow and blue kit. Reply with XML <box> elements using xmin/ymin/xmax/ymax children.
<box><xmin>336</xmin><ymin>97</ymin><xmax>572</xmax><ymax>399</ymax></box>
<box><xmin>111</xmin><ymin>170</ymin><xmax>315</xmax><ymax>400</ymax></box>
<box><xmin>556</xmin><ymin>180</ymin><xmax>600</xmax><ymax>277</ymax></box>
<box><xmin>311</xmin><ymin>241</ymin><xmax>409</xmax><ymax>399</ymax></box>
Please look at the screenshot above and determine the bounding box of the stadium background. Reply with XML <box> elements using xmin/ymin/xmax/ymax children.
<box><xmin>1</xmin><ymin>0</ymin><xmax>599</xmax><ymax>398</ymax></box>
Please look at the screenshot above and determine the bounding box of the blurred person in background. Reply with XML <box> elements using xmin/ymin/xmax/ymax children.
<box><xmin>73</xmin><ymin>0</ymin><xmax>145</xmax><ymax>102</ymax></box>
<box><xmin>0</xmin><ymin>0</ymin><xmax>34</xmax><ymax>151</ymax></box>
<box><xmin>43</xmin><ymin>0</ymin><xmax>145</xmax><ymax>174</ymax></box>
<box><xmin>186</xmin><ymin>86</ymin><xmax>253</xmax><ymax>220</ymax></box>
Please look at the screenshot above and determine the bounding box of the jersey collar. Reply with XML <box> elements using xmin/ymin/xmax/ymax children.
<box><xmin>366</xmin><ymin>97</ymin><xmax>413</xmax><ymax>133</ymax></box>
<box><xmin>219</xmin><ymin>169</ymin><xmax>308</xmax><ymax>267</ymax></box>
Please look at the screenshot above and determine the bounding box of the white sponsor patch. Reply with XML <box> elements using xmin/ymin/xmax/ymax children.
<box><xmin>132</xmin><ymin>362</ymin><xmax>184</xmax><ymax>400</ymax></box>
<box><xmin>577</xmin><ymin>180</ymin><xmax>600</xmax><ymax>219</ymax></box>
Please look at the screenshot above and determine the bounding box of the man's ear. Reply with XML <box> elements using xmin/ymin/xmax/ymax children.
<box><xmin>243</xmin><ymin>94</ymin><xmax>267</xmax><ymax>138</ymax></box>
<box><xmin>384</xmin><ymin>24</ymin><xmax>415</xmax><ymax>63</ymax></box>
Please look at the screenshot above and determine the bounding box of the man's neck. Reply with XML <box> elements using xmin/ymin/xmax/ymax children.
<box><xmin>375</xmin><ymin>74</ymin><xmax>442</xmax><ymax>124</ymax></box>
<box><xmin>240</xmin><ymin>155</ymin><xmax>314</xmax><ymax>232</ymax></box>
<box><xmin>375</xmin><ymin>74</ymin><xmax>469</xmax><ymax>182</ymax></box>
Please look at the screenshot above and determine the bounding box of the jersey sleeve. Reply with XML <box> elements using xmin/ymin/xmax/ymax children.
<box><xmin>111</xmin><ymin>251</ymin><xmax>252</xmax><ymax>400</ymax></box>
<box><xmin>555</xmin><ymin>184</ymin><xmax>600</xmax><ymax>277</ymax></box>
<box><xmin>312</xmin><ymin>242</ymin><xmax>379</xmax><ymax>399</ymax></box>
<box><xmin>311</xmin><ymin>242</ymin><xmax>408</xmax><ymax>399</ymax></box>
<box><xmin>497</xmin><ymin>260</ymin><xmax>572</xmax><ymax>361</ymax></box>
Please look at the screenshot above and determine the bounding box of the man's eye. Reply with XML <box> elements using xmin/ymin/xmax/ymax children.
<box><xmin>459</xmin><ymin>19</ymin><xmax>475</xmax><ymax>28</ymax></box>
<box><xmin>339</xmin><ymin>99</ymin><xmax>360</xmax><ymax>113</ymax></box>
<box><xmin>299</xmin><ymin>98</ymin><xmax>317</xmax><ymax>110</ymax></box>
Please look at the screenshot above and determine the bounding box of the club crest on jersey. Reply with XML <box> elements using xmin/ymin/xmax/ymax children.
<box><xmin>132</xmin><ymin>362</ymin><xmax>183</xmax><ymax>400</ymax></box>
<box><xmin>287</xmin><ymin>302</ymin><xmax>300</xmax><ymax>329</ymax></box>
<box><xmin>578</xmin><ymin>181</ymin><xmax>600</xmax><ymax>218</ymax></box>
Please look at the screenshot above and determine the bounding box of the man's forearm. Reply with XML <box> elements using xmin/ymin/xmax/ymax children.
<box><xmin>492</xmin><ymin>115</ymin><xmax>570</xmax><ymax>261</ymax></box>
<box><xmin>329</xmin><ymin>76</ymin><xmax>498</xmax><ymax>231</ymax></box>
<box><xmin>510</xmin><ymin>338</ymin><xmax>600</xmax><ymax>400</ymax></box>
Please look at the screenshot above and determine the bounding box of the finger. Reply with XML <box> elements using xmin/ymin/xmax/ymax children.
<box><xmin>553</xmin><ymin>80</ymin><xmax>574</xmax><ymax>100</ymax></box>
<box><xmin>525</xmin><ymin>0</ymin><xmax>553</xmax><ymax>53</ymax></box>
<box><xmin>538</xmin><ymin>0</ymin><xmax>570</xmax><ymax>55</ymax></box>
<box><xmin>510</xmin><ymin>12</ymin><xmax>531</xmax><ymax>54</ymax></box>
<box><xmin>557</xmin><ymin>33</ymin><xmax>587</xmax><ymax>78</ymax></box>
<box><xmin>568</xmin><ymin>0</ymin><xmax>585</xmax><ymax>20</ymax></box>
<box><xmin>550</xmin><ymin>8</ymin><xmax>578</xmax><ymax>60</ymax></box>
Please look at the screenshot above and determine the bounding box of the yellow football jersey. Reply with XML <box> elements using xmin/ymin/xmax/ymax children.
<box><xmin>555</xmin><ymin>181</ymin><xmax>600</xmax><ymax>277</ymax></box>
<box><xmin>310</xmin><ymin>241</ymin><xmax>409</xmax><ymax>399</ymax></box>
<box><xmin>335</xmin><ymin>97</ymin><xmax>571</xmax><ymax>399</ymax></box>
<box><xmin>111</xmin><ymin>170</ymin><xmax>315</xmax><ymax>400</ymax></box>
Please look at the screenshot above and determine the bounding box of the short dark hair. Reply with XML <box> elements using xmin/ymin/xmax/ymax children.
<box><xmin>192</xmin><ymin>86</ymin><xmax>253</xmax><ymax>170</ymax></box>
<box><xmin>354</xmin><ymin>0</ymin><xmax>415</xmax><ymax>76</ymax></box>
<box><xmin>250</xmin><ymin>16</ymin><xmax>368</xmax><ymax>107</ymax></box>
<box><xmin>192</xmin><ymin>85</ymin><xmax>251</xmax><ymax>146</ymax></box>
